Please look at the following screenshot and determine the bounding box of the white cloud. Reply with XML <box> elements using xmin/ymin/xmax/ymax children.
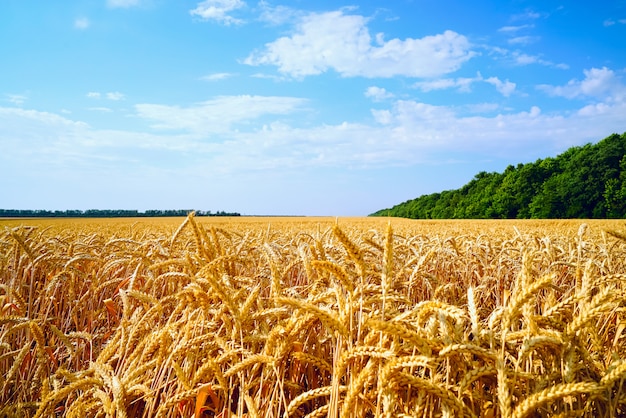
<box><xmin>89</xmin><ymin>107</ymin><xmax>113</xmax><ymax>113</ymax></box>
<box><xmin>245</xmin><ymin>10</ymin><xmax>475</xmax><ymax>78</ymax></box>
<box><xmin>603</xmin><ymin>18</ymin><xmax>626</xmax><ymax>26</ymax></box>
<box><xmin>258</xmin><ymin>1</ymin><xmax>300</xmax><ymax>25</ymax></box>
<box><xmin>190</xmin><ymin>0</ymin><xmax>246</xmax><ymax>25</ymax></box>
<box><xmin>511</xmin><ymin>11</ymin><xmax>542</xmax><ymax>21</ymax></box>
<box><xmin>413</xmin><ymin>74</ymin><xmax>482</xmax><ymax>93</ymax></box>
<box><xmin>201</xmin><ymin>72</ymin><xmax>234</xmax><ymax>81</ymax></box>
<box><xmin>365</xmin><ymin>86</ymin><xmax>394</xmax><ymax>101</ymax></box>
<box><xmin>107</xmin><ymin>0</ymin><xmax>141</xmax><ymax>8</ymax></box>
<box><xmin>87</xmin><ymin>91</ymin><xmax>125</xmax><ymax>100</ymax></box>
<box><xmin>537</xmin><ymin>67</ymin><xmax>624</xmax><ymax>100</ymax></box>
<box><xmin>6</xmin><ymin>94</ymin><xmax>27</xmax><ymax>106</ymax></box>
<box><xmin>250</xmin><ymin>73</ymin><xmax>287</xmax><ymax>82</ymax></box>
<box><xmin>528</xmin><ymin>106</ymin><xmax>541</xmax><ymax>117</ymax></box>
<box><xmin>134</xmin><ymin>95</ymin><xmax>307</xmax><ymax>134</ymax></box>
<box><xmin>507</xmin><ymin>36</ymin><xmax>539</xmax><ymax>45</ymax></box>
<box><xmin>498</xmin><ymin>24</ymin><xmax>533</xmax><ymax>32</ymax></box>
<box><xmin>0</xmin><ymin>107</ymin><xmax>89</xmax><ymax>162</ymax></box>
<box><xmin>74</xmin><ymin>17</ymin><xmax>90</xmax><ymax>30</ymax></box>
<box><xmin>513</xmin><ymin>53</ymin><xmax>538</xmax><ymax>65</ymax></box>
<box><xmin>491</xmin><ymin>48</ymin><xmax>569</xmax><ymax>70</ymax></box>
<box><xmin>413</xmin><ymin>78</ymin><xmax>458</xmax><ymax>91</ymax></box>
<box><xmin>106</xmin><ymin>92</ymin><xmax>125</xmax><ymax>101</ymax></box>
<box><xmin>3</xmin><ymin>76</ymin><xmax>625</xmax><ymax>193</ymax></box>
<box><xmin>485</xmin><ymin>77</ymin><xmax>516</xmax><ymax>97</ymax></box>
<box><xmin>371</xmin><ymin>109</ymin><xmax>393</xmax><ymax>125</ymax></box>
<box><xmin>412</xmin><ymin>73</ymin><xmax>514</xmax><ymax>96</ymax></box>
<box><xmin>465</xmin><ymin>103</ymin><xmax>500</xmax><ymax>114</ymax></box>
<box><xmin>363</xmin><ymin>98</ymin><xmax>625</xmax><ymax>160</ymax></box>
<box><xmin>497</xmin><ymin>21</ymin><xmax>539</xmax><ymax>46</ymax></box>
<box><xmin>578</xmin><ymin>68</ymin><xmax>622</xmax><ymax>97</ymax></box>
<box><xmin>2</xmin><ymin>86</ymin><xmax>626</xmax><ymax>191</ymax></box>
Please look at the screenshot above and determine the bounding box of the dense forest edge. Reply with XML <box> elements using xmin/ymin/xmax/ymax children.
<box><xmin>0</xmin><ymin>209</ymin><xmax>240</xmax><ymax>218</ymax></box>
<box><xmin>371</xmin><ymin>132</ymin><xmax>626</xmax><ymax>219</ymax></box>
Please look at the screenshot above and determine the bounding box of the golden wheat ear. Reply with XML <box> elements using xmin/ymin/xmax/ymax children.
<box><xmin>2</xmin><ymin>217</ymin><xmax>626</xmax><ymax>417</ymax></box>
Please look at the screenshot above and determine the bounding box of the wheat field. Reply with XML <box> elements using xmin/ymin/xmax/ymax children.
<box><xmin>1</xmin><ymin>214</ymin><xmax>625</xmax><ymax>417</ymax></box>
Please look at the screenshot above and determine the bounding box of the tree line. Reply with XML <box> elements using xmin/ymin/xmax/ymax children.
<box><xmin>371</xmin><ymin>132</ymin><xmax>626</xmax><ymax>219</ymax></box>
<box><xmin>0</xmin><ymin>209</ymin><xmax>241</xmax><ymax>218</ymax></box>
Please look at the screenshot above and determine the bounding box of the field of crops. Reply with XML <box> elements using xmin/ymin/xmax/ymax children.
<box><xmin>1</xmin><ymin>215</ymin><xmax>625</xmax><ymax>417</ymax></box>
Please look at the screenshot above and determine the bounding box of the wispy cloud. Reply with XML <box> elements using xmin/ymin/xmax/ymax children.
<box><xmin>511</xmin><ymin>10</ymin><xmax>542</xmax><ymax>21</ymax></box>
<box><xmin>490</xmin><ymin>47</ymin><xmax>569</xmax><ymax>69</ymax></box>
<box><xmin>365</xmin><ymin>86</ymin><xmax>394</xmax><ymax>101</ymax></box>
<box><xmin>258</xmin><ymin>1</ymin><xmax>301</xmax><ymax>25</ymax></box>
<box><xmin>106</xmin><ymin>92</ymin><xmax>125</xmax><ymax>101</ymax></box>
<box><xmin>134</xmin><ymin>95</ymin><xmax>307</xmax><ymax>134</ymax></box>
<box><xmin>507</xmin><ymin>35</ymin><xmax>540</xmax><ymax>45</ymax></box>
<box><xmin>201</xmin><ymin>72</ymin><xmax>235</xmax><ymax>81</ymax></box>
<box><xmin>89</xmin><ymin>107</ymin><xmax>113</xmax><ymax>113</ymax></box>
<box><xmin>66</xmin><ymin>72</ymin><xmax>611</xmax><ymax>171</ymax></box>
<box><xmin>537</xmin><ymin>67</ymin><xmax>625</xmax><ymax>100</ymax></box>
<box><xmin>190</xmin><ymin>0</ymin><xmax>246</xmax><ymax>25</ymax></box>
<box><xmin>413</xmin><ymin>74</ymin><xmax>482</xmax><ymax>93</ymax></box>
<box><xmin>6</xmin><ymin>94</ymin><xmax>28</xmax><ymax>106</ymax></box>
<box><xmin>87</xmin><ymin>91</ymin><xmax>125</xmax><ymax>100</ymax></box>
<box><xmin>245</xmin><ymin>10</ymin><xmax>475</xmax><ymax>78</ymax></box>
<box><xmin>498</xmin><ymin>21</ymin><xmax>539</xmax><ymax>45</ymax></box>
<box><xmin>412</xmin><ymin>73</ymin><xmax>514</xmax><ymax>96</ymax></box>
<box><xmin>512</xmin><ymin>52</ymin><xmax>542</xmax><ymax>65</ymax></box>
<box><xmin>485</xmin><ymin>76</ymin><xmax>516</xmax><ymax>97</ymax></box>
<box><xmin>107</xmin><ymin>0</ymin><xmax>141</xmax><ymax>8</ymax></box>
<box><xmin>250</xmin><ymin>73</ymin><xmax>288</xmax><ymax>82</ymax></box>
<box><xmin>74</xmin><ymin>17</ymin><xmax>90</xmax><ymax>30</ymax></box>
<box><xmin>498</xmin><ymin>24</ymin><xmax>533</xmax><ymax>33</ymax></box>
<box><xmin>465</xmin><ymin>102</ymin><xmax>500</xmax><ymax>114</ymax></box>
<box><xmin>603</xmin><ymin>18</ymin><xmax>626</xmax><ymax>26</ymax></box>
<box><xmin>2</xmin><ymin>76</ymin><xmax>626</xmax><ymax>185</ymax></box>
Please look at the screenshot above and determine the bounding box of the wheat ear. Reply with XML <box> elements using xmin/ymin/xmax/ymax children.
<box><xmin>511</xmin><ymin>382</ymin><xmax>603</xmax><ymax>418</ymax></box>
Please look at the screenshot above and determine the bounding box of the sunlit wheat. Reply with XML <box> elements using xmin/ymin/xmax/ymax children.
<box><xmin>0</xmin><ymin>216</ymin><xmax>625</xmax><ymax>417</ymax></box>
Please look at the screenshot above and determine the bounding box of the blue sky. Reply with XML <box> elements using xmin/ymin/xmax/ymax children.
<box><xmin>1</xmin><ymin>0</ymin><xmax>625</xmax><ymax>216</ymax></box>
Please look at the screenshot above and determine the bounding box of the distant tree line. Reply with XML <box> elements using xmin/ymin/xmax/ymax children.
<box><xmin>371</xmin><ymin>132</ymin><xmax>626</xmax><ymax>219</ymax></box>
<box><xmin>0</xmin><ymin>209</ymin><xmax>241</xmax><ymax>218</ymax></box>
